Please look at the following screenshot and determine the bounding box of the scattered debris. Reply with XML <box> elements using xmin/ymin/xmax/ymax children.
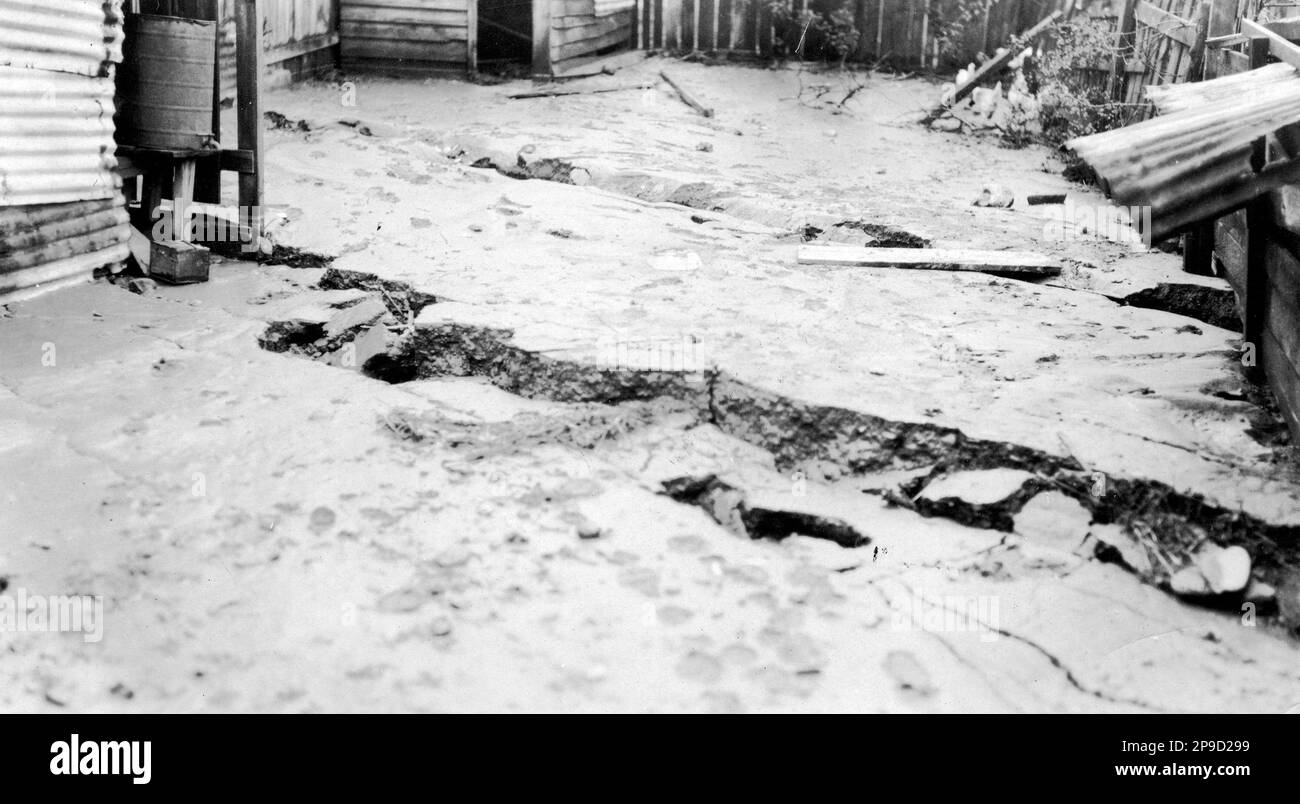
<box><xmin>265</xmin><ymin>111</ymin><xmax>310</xmax><ymax>132</ymax></box>
<box><xmin>797</xmin><ymin>245</ymin><xmax>1061</xmax><ymax>277</ymax></box>
<box><xmin>972</xmin><ymin>184</ymin><xmax>1016</xmax><ymax>208</ymax></box>
<box><xmin>508</xmin><ymin>82</ymin><xmax>655</xmax><ymax>100</ymax></box>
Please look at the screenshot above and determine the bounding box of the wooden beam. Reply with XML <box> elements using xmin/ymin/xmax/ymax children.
<box><xmin>1133</xmin><ymin>1</ymin><xmax>1198</xmax><ymax>48</ymax></box>
<box><xmin>264</xmin><ymin>32</ymin><xmax>341</xmax><ymax>66</ymax></box>
<box><xmin>1185</xmin><ymin>1</ymin><xmax>1211</xmax><ymax>84</ymax></box>
<box><xmin>467</xmin><ymin>0</ymin><xmax>477</xmax><ymax>75</ymax></box>
<box><xmin>533</xmin><ymin>0</ymin><xmax>553</xmax><ymax>77</ymax></box>
<box><xmin>944</xmin><ymin>11</ymin><xmax>1061</xmax><ymax>109</ymax></box>
<box><xmin>796</xmin><ymin>246</ymin><xmax>1062</xmax><ymax>276</ymax></box>
<box><xmin>236</xmin><ymin>0</ymin><xmax>263</xmax><ymax>213</ymax></box>
<box><xmin>1242</xmin><ymin>18</ymin><xmax>1300</xmax><ymax>71</ymax></box>
<box><xmin>196</xmin><ymin>0</ymin><xmax>222</xmax><ymax>204</ymax></box>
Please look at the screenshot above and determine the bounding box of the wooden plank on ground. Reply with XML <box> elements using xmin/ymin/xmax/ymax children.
<box><xmin>796</xmin><ymin>245</ymin><xmax>1062</xmax><ymax>276</ymax></box>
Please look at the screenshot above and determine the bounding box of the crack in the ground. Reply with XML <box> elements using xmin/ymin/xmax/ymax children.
<box><xmin>257</xmin><ymin>276</ymin><xmax>1300</xmax><ymax>628</ymax></box>
<box><xmin>885</xmin><ymin>579</ymin><xmax>1166</xmax><ymax>712</ymax></box>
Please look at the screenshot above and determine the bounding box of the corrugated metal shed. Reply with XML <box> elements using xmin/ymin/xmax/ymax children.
<box><xmin>0</xmin><ymin>0</ymin><xmax>128</xmax><ymax>302</ymax></box>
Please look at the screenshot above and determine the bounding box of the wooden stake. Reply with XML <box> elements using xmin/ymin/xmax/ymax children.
<box><xmin>660</xmin><ymin>70</ymin><xmax>713</xmax><ymax>116</ymax></box>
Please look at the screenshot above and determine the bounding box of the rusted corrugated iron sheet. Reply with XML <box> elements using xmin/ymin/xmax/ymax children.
<box><xmin>0</xmin><ymin>198</ymin><xmax>130</xmax><ymax>300</ymax></box>
<box><xmin>0</xmin><ymin>67</ymin><xmax>120</xmax><ymax>206</ymax></box>
<box><xmin>0</xmin><ymin>0</ymin><xmax>128</xmax><ymax>301</ymax></box>
<box><xmin>0</xmin><ymin>0</ymin><xmax>124</xmax><ymax>77</ymax></box>
<box><xmin>1068</xmin><ymin>67</ymin><xmax>1300</xmax><ymax>241</ymax></box>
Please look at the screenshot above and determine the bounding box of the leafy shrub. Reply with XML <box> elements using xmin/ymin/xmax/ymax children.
<box><xmin>769</xmin><ymin>0</ymin><xmax>861</xmax><ymax>65</ymax></box>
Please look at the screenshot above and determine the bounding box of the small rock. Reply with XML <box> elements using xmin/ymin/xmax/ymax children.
<box><xmin>1244</xmin><ymin>579</ymin><xmax>1276</xmax><ymax>605</ymax></box>
<box><xmin>973</xmin><ymin>184</ymin><xmax>1015</xmax><ymax>208</ymax></box>
<box><xmin>577</xmin><ymin>524</ymin><xmax>603</xmax><ymax>540</ymax></box>
<box><xmin>1195</xmin><ymin>544</ymin><xmax>1251</xmax><ymax>593</ymax></box>
<box><xmin>309</xmin><ymin>506</ymin><xmax>336</xmax><ymax>531</ymax></box>
<box><xmin>1170</xmin><ymin>565</ymin><xmax>1211</xmax><ymax>596</ymax></box>
<box><xmin>1013</xmin><ymin>491</ymin><xmax>1091</xmax><ymax>551</ymax></box>
<box><xmin>434</xmin><ymin>546</ymin><xmax>472</xmax><ymax>568</ymax></box>
<box><xmin>695</xmin><ymin>142</ymin><xmax>713</xmax><ymax>152</ymax></box>
<box><xmin>429</xmin><ymin>616</ymin><xmax>453</xmax><ymax>637</ymax></box>
<box><xmin>125</xmin><ymin>278</ymin><xmax>158</xmax><ymax>295</ymax></box>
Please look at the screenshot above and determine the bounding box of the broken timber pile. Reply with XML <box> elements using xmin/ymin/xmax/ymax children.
<box><xmin>928</xmin><ymin>10</ymin><xmax>1061</xmax><ymax>119</ymax></box>
<box><xmin>1067</xmin><ymin>65</ymin><xmax>1300</xmax><ymax>243</ymax></box>
<box><xmin>796</xmin><ymin>245</ymin><xmax>1061</xmax><ymax>277</ymax></box>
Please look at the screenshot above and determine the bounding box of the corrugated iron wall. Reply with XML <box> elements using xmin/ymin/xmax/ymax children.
<box><xmin>0</xmin><ymin>0</ymin><xmax>130</xmax><ymax>302</ymax></box>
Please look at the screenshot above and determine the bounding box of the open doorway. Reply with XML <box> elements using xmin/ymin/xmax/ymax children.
<box><xmin>476</xmin><ymin>0</ymin><xmax>533</xmax><ymax>76</ymax></box>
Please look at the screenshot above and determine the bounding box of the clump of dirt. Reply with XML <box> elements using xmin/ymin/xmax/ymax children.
<box><xmin>470</xmin><ymin>154</ymin><xmax>590</xmax><ymax>184</ymax></box>
<box><xmin>1121</xmin><ymin>283</ymin><xmax>1240</xmax><ymax>333</ymax></box>
<box><xmin>665</xmin><ymin>182</ymin><xmax>725</xmax><ymax>211</ymax></box>
<box><xmin>266</xmin><ymin>244</ymin><xmax>334</xmax><ymax>269</ymax></box>
<box><xmin>830</xmin><ymin>220</ymin><xmax>931</xmax><ymax>248</ymax></box>
<box><xmin>317</xmin><ymin>267</ymin><xmax>437</xmax><ymax>318</ymax></box>
<box><xmin>265</xmin><ymin>111</ymin><xmax>310</xmax><ymax>132</ymax></box>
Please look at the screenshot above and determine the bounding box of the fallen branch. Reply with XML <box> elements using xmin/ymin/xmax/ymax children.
<box><xmin>660</xmin><ymin>70</ymin><xmax>714</xmax><ymax>117</ymax></box>
<box><xmin>508</xmin><ymin>82</ymin><xmax>656</xmax><ymax>100</ymax></box>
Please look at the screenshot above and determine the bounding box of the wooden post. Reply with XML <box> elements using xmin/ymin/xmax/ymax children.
<box><xmin>467</xmin><ymin>0</ymin><xmax>477</xmax><ymax>75</ymax></box>
<box><xmin>196</xmin><ymin>0</ymin><xmax>223</xmax><ymax>204</ymax></box>
<box><xmin>1111</xmin><ymin>0</ymin><xmax>1137</xmax><ymax>101</ymax></box>
<box><xmin>1185</xmin><ymin>1</ymin><xmax>1211</xmax><ymax>83</ymax></box>
<box><xmin>1181</xmin><ymin>2</ymin><xmax>1214</xmax><ymax>275</ymax></box>
<box><xmin>533</xmin><ymin>0</ymin><xmax>552</xmax><ymax>77</ymax></box>
<box><xmin>1244</xmin><ymin>36</ymin><xmax>1270</xmax><ymax>365</ymax></box>
<box><xmin>236</xmin><ymin>0</ymin><xmax>263</xmax><ymax>219</ymax></box>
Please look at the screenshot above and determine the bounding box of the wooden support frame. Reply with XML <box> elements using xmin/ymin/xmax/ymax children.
<box><xmin>1243</xmin><ymin>36</ymin><xmax>1271</xmax><ymax>374</ymax></box>
<box><xmin>1241</xmin><ymin>18</ymin><xmax>1300</xmax><ymax>71</ymax></box>
<box><xmin>235</xmin><ymin>0</ymin><xmax>263</xmax><ymax>215</ymax></box>
<box><xmin>467</xmin><ymin>0</ymin><xmax>478</xmax><ymax>75</ymax></box>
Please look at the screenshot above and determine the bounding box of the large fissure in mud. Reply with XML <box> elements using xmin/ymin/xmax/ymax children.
<box><xmin>255</xmin><ymin>265</ymin><xmax>1300</xmax><ymax>629</ymax></box>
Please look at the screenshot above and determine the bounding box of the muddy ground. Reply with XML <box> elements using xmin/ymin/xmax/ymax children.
<box><xmin>2</xmin><ymin>58</ymin><xmax>1299</xmax><ymax>712</ymax></box>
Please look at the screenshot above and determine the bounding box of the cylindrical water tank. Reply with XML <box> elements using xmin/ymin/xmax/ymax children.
<box><xmin>115</xmin><ymin>15</ymin><xmax>216</xmax><ymax>152</ymax></box>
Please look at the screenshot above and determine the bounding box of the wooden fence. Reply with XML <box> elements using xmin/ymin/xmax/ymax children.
<box><xmin>637</xmin><ymin>0</ymin><xmax>1071</xmax><ymax>67</ymax></box>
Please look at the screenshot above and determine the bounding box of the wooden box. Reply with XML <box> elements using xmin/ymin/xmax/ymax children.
<box><xmin>150</xmin><ymin>240</ymin><xmax>210</xmax><ymax>284</ymax></box>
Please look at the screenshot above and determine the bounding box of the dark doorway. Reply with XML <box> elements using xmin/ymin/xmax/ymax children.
<box><xmin>477</xmin><ymin>0</ymin><xmax>533</xmax><ymax>74</ymax></box>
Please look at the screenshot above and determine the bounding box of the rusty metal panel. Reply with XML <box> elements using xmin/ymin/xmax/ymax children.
<box><xmin>0</xmin><ymin>67</ymin><xmax>121</xmax><ymax>206</ymax></box>
<box><xmin>0</xmin><ymin>0</ymin><xmax>128</xmax><ymax>301</ymax></box>
<box><xmin>0</xmin><ymin>0</ymin><xmax>124</xmax><ymax>77</ymax></box>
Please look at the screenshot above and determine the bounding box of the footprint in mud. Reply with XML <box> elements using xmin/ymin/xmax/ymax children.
<box><xmin>375</xmin><ymin>588</ymin><xmax>428</xmax><ymax>614</ymax></box>
<box><xmin>657</xmin><ymin>605</ymin><xmax>694</xmax><ymax>626</ymax></box>
<box><xmin>883</xmin><ymin>650</ymin><xmax>937</xmax><ymax>704</ymax></box>
<box><xmin>676</xmin><ymin>651</ymin><xmax>724</xmax><ymax>684</ymax></box>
